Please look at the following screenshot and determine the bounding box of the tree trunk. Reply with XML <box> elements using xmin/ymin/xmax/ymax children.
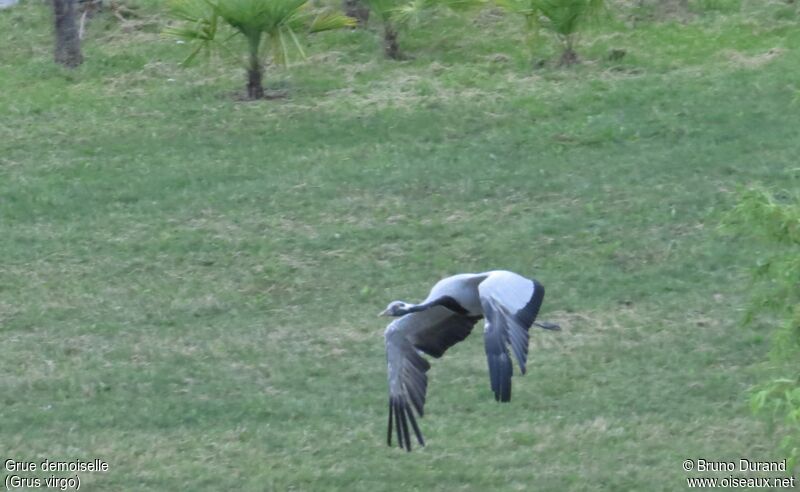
<box><xmin>558</xmin><ymin>47</ymin><xmax>579</xmax><ymax>66</ymax></box>
<box><xmin>558</xmin><ymin>37</ymin><xmax>579</xmax><ymax>67</ymax></box>
<box><xmin>246</xmin><ymin>65</ymin><xmax>264</xmax><ymax>100</ymax></box>
<box><xmin>343</xmin><ymin>0</ymin><xmax>369</xmax><ymax>27</ymax></box>
<box><xmin>245</xmin><ymin>40</ymin><xmax>264</xmax><ymax>100</ymax></box>
<box><xmin>383</xmin><ymin>22</ymin><xmax>401</xmax><ymax>60</ymax></box>
<box><xmin>52</xmin><ymin>0</ymin><xmax>83</xmax><ymax>67</ymax></box>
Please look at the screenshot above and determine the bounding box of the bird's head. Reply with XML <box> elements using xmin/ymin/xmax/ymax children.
<box><xmin>379</xmin><ymin>301</ymin><xmax>414</xmax><ymax>317</ymax></box>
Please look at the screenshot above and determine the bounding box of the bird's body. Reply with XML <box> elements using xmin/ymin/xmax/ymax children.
<box><xmin>381</xmin><ymin>270</ymin><xmax>559</xmax><ymax>451</ymax></box>
<box><xmin>422</xmin><ymin>273</ymin><xmax>487</xmax><ymax>315</ymax></box>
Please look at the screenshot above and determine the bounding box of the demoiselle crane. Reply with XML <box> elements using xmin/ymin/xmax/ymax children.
<box><xmin>380</xmin><ymin>270</ymin><xmax>560</xmax><ymax>451</ymax></box>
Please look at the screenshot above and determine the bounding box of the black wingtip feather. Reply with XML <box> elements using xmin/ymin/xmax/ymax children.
<box><xmin>407</xmin><ymin>383</ymin><xmax>425</xmax><ymax>417</ymax></box>
<box><xmin>488</xmin><ymin>353</ymin><xmax>512</xmax><ymax>402</ymax></box>
<box><xmin>393</xmin><ymin>399</ymin><xmax>404</xmax><ymax>450</ymax></box>
<box><xmin>406</xmin><ymin>402</ymin><xmax>425</xmax><ymax>447</ymax></box>
<box><xmin>501</xmin><ymin>377</ymin><xmax>511</xmax><ymax>402</ymax></box>
<box><xmin>498</xmin><ymin>354</ymin><xmax>512</xmax><ymax>402</ymax></box>
<box><xmin>387</xmin><ymin>399</ymin><xmax>394</xmax><ymax>447</ymax></box>
<box><xmin>389</xmin><ymin>397</ymin><xmax>426</xmax><ymax>451</ymax></box>
<box><xmin>397</xmin><ymin>400</ymin><xmax>412</xmax><ymax>452</ymax></box>
<box><xmin>489</xmin><ymin>355</ymin><xmax>499</xmax><ymax>398</ymax></box>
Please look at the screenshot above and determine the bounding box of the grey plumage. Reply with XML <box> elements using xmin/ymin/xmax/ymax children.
<box><xmin>381</xmin><ymin>270</ymin><xmax>559</xmax><ymax>451</ymax></box>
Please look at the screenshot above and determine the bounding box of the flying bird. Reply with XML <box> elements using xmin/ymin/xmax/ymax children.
<box><xmin>380</xmin><ymin>270</ymin><xmax>560</xmax><ymax>452</ymax></box>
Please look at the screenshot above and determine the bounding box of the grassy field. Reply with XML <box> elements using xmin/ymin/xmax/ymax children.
<box><xmin>1</xmin><ymin>0</ymin><xmax>799</xmax><ymax>490</ymax></box>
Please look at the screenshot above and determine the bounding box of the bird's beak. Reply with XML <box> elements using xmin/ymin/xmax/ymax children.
<box><xmin>378</xmin><ymin>309</ymin><xmax>391</xmax><ymax>317</ymax></box>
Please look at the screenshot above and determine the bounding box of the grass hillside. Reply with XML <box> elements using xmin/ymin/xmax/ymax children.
<box><xmin>1</xmin><ymin>0</ymin><xmax>799</xmax><ymax>490</ymax></box>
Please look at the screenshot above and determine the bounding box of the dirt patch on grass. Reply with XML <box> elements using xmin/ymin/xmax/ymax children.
<box><xmin>724</xmin><ymin>47</ymin><xmax>784</xmax><ymax>69</ymax></box>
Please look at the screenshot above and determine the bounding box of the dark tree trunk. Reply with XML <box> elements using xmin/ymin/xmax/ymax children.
<box><xmin>246</xmin><ymin>65</ymin><xmax>264</xmax><ymax>100</ymax></box>
<box><xmin>383</xmin><ymin>22</ymin><xmax>401</xmax><ymax>60</ymax></box>
<box><xmin>244</xmin><ymin>38</ymin><xmax>265</xmax><ymax>100</ymax></box>
<box><xmin>343</xmin><ymin>0</ymin><xmax>369</xmax><ymax>27</ymax></box>
<box><xmin>52</xmin><ymin>0</ymin><xmax>83</xmax><ymax>67</ymax></box>
<box><xmin>558</xmin><ymin>47</ymin><xmax>579</xmax><ymax>66</ymax></box>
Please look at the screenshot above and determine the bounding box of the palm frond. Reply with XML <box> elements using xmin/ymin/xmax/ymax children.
<box><xmin>307</xmin><ymin>10</ymin><xmax>358</xmax><ymax>33</ymax></box>
<box><xmin>530</xmin><ymin>0</ymin><xmax>603</xmax><ymax>36</ymax></box>
<box><xmin>268</xmin><ymin>30</ymin><xmax>291</xmax><ymax>65</ymax></box>
<box><xmin>211</xmin><ymin>0</ymin><xmax>308</xmax><ymax>36</ymax></box>
<box><xmin>167</xmin><ymin>0</ymin><xmax>214</xmax><ymax>23</ymax></box>
<box><xmin>285</xmin><ymin>25</ymin><xmax>306</xmax><ymax>61</ymax></box>
<box><xmin>391</xmin><ymin>0</ymin><xmax>435</xmax><ymax>25</ymax></box>
<box><xmin>587</xmin><ymin>0</ymin><xmax>605</xmax><ymax>17</ymax></box>
<box><xmin>164</xmin><ymin>0</ymin><xmax>220</xmax><ymax>65</ymax></box>
<box><xmin>168</xmin><ymin>0</ymin><xmax>354</xmax><ymax>96</ymax></box>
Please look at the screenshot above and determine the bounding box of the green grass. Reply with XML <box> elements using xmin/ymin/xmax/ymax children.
<box><xmin>1</xmin><ymin>0</ymin><xmax>799</xmax><ymax>490</ymax></box>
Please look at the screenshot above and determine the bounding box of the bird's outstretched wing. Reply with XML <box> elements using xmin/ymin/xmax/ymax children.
<box><xmin>478</xmin><ymin>271</ymin><xmax>545</xmax><ymax>402</ymax></box>
<box><xmin>384</xmin><ymin>307</ymin><xmax>481</xmax><ymax>451</ymax></box>
<box><xmin>408</xmin><ymin>305</ymin><xmax>482</xmax><ymax>358</ymax></box>
<box><xmin>385</xmin><ymin>326</ymin><xmax>429</xmax><ymax>452</ymax></box>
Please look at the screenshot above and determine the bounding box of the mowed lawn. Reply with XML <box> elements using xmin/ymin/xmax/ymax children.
<box><xmin>1</xmin><ymin>1</ymin><xmax>799</xmax><ymax>490</ymax></box>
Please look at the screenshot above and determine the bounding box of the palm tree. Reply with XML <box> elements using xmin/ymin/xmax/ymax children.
<box><xmin>166</xmin><ymin>0</ymin><xmax>355</xmax><ymax>99</ymax></box>
<box><xmin>538</xmin><ymin>0</ymin><xmax>604</xmax><ymax>65</ymax></box>
<box><xmin>496</xmin><ymin>0</ymin><xmax>604</xmax><ymax>66</ymax></box>
<box><xmin>361</xmin><ymin>0</ymin><xmax>483</xmax><ymax>60</ymax></box>
<box><xmin>361</xmin><ymin>0</ymin><xmax>404</xmax><ymax>59</ymax></box>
